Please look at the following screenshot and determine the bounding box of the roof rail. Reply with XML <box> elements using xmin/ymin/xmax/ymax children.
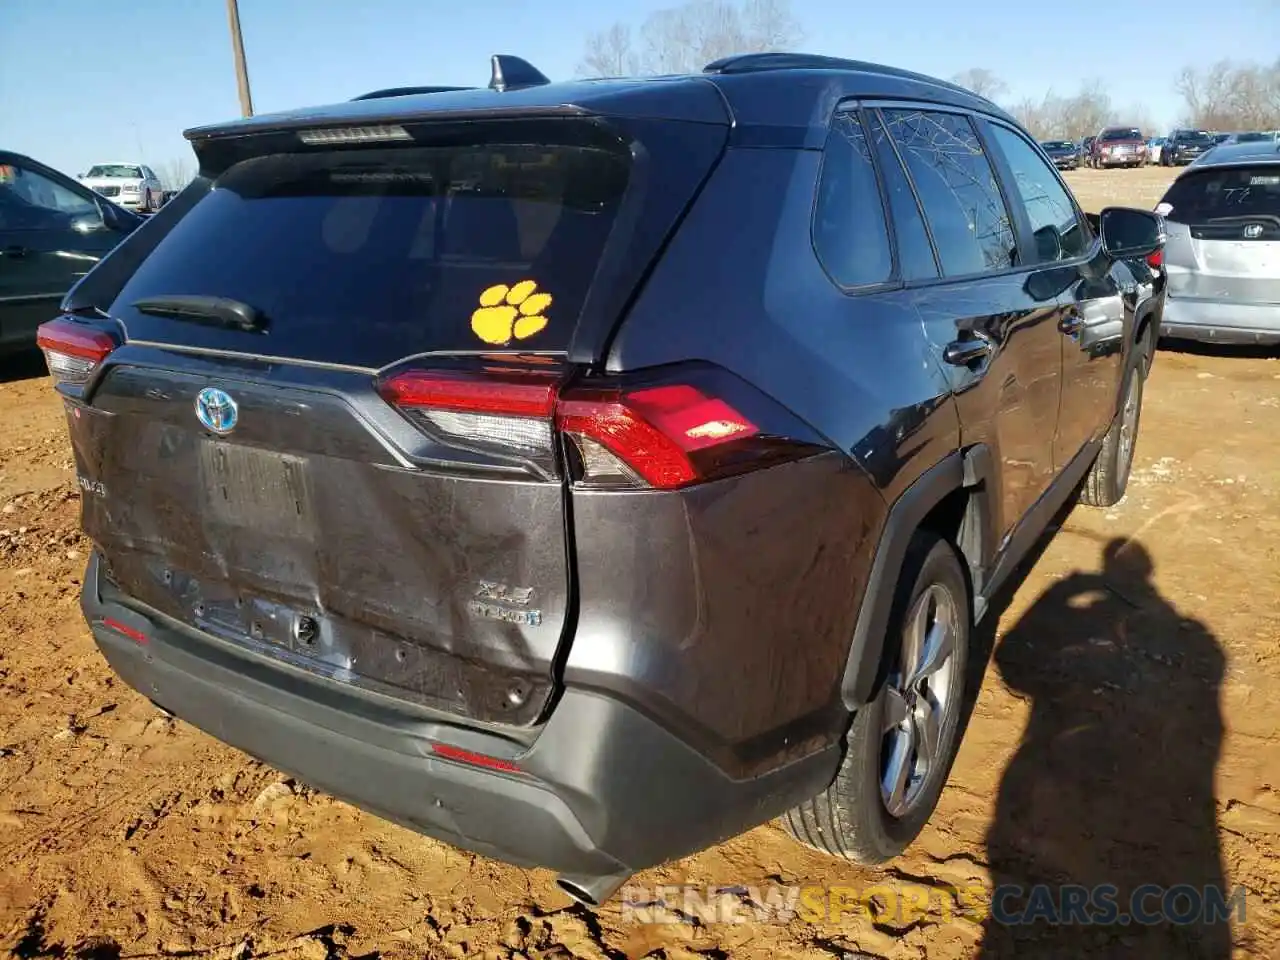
<box><xmin>489</xmin><ymin>54</ymin><xmax>551</xmax><ymax>92</ymax></box>
<box><xmin>351</xmin><ymin>85</ymin><xmax>474</xmax><ymax>101</ymax></box>
<box><xmin>704</xmin><ymin>52</ymin><xmax>864</xmax><ymax>74</ymax></box>
<box><xmin>702</xmin><ymin>52</ymin><xmax>997</xmax><ymax>104</ymax></box>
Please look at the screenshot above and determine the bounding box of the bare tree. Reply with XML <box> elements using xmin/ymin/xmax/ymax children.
<box><xmin>1122</xmin><ymin>104</ymin><xmax>1158</xmax><ymax>139</ymax></box>
<box><xmin>952</xmin><ymin>68</ymin><xmax>1008</xmax><ymax>101</ymax></box>
<box><xmin>158</xmin><ymin>157</ymin><xmax>194</xmax><ymax>192</ymax></box>
<box><xmin>578</xmin><ymin>0</ymin><xmax>803</xmax><ymax>78</ymax></box>
<box><xmin>1058</xmin><ymin>81</ymin><xmax>1113</xmax><ymax>140</ymax></box>
<box><xmin>1004</xmin><ymin>82</ymin><xmax>1113</xmax><ymax>141</ymax></box>
<box><xmin>1009</xmin><ymin>96</ymin><xmax>1053</xmax><ymax>139</ymax></box>
<box><xmin>578</xmin><ymin>23</ymin><xmax>642</xmax><ymax>78</ymax></box>
<box><xmin>1177</xmin><ymin>58</ymin><xmax>1280</xmax><ymax>131</ymax></box>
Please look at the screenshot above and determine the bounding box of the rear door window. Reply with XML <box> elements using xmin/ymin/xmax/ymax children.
<box><xmin>867</xmin><ymin>112</ymin><xmax>939</xmax><ymax>280</ymax></box>
<box><xmin>987</xmin><ymin>123</ymin><xmax>1092</xmax><ymax>263</ymax></box>
<box><xmin>1159</xmin><ymin>167</ymin><xmax>1280</xmax><ymax>224</ymax></box>
<box><xmin>812</xmin><ymin>111</ymin><xmax>893</xmax><ymax>287</ymax></box>
<box><xmin>110</xmin><ymin>141</ymin><xmax>631</xmax><ymax>354</ymax></box>
<box><xmin>882</xmin><ymin>109</ymin><xmax>1017</xmax><ymax>277</ymax></box>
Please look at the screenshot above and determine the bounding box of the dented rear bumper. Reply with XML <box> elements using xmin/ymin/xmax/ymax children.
<box><xmin>82</xmin><ymin>552</ymin><xmax>839</xmax><ymax>878</ymax></box>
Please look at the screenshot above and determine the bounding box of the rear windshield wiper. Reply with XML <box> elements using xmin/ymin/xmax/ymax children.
<box><xmin>131</xmin><ymin>295</ymin><xmax>268</xmax><ymax>333</ymax></box>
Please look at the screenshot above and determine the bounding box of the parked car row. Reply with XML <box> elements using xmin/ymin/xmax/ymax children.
<box><xmin>1045</xmin><ymin>128</ymin><xmax>1277</xmax><ymax>171</ymax></box>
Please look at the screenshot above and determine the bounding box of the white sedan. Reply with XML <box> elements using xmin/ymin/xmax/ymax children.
<box><xmin>78</xmin><ymin>162</ymin><xmax>163</xmax><ymax>213</ymax></box>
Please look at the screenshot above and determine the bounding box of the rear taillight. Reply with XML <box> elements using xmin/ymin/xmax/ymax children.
<box><xmin>1146</xmin><ymin>248</ymin><xmax>1164</xmax><ymax>269</ymax></box>
<box><xmin>36</xmin><ymin>316</ymin><xmax>118</xmax><ymax>386</ymax></box>
<box><xmin>556</xmin><ymin>383</ymin><xmax>760</xmax><ymax>489</ymax></box>
<box><xmin>377</xmin><ymin>368</ymin><xmax>562</xmax><ymax>477</ymax></box>
<box><xmin>376</xmin><ymin>363</ymin><xmax>827</xmax><ymax>490</ymax></box>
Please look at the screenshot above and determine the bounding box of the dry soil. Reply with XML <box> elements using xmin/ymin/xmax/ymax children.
<box><xmin>1</xmin><ymin>166</ymin><xmax>1277</xmax><ymax>960</ymax></box>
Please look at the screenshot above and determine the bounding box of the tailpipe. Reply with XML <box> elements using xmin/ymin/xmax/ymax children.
<box><xmin>556</xmin><ymin>870</ymin><xmax>633</xmax><ymax>907</ymax></box>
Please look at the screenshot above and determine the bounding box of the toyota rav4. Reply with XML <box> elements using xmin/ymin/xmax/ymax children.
<box><xmin>40</xmin><ymin>53</ymin><xmax>1166</xmax><ymax>907</ymax></box>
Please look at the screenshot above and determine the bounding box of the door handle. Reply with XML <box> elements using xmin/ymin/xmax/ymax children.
<box><xmin>2</xmin><ymin>245</ymin><xmax>29</xmax><ymax>259</ymax></box>
<box><xmin>1059</xmin><ymin>311</ymin><xmax>1084</xmax><ymax>335</ymax></box>
<box><xmin>943</xmin><ymin>336</ymin><xmax>992</xmax><ymax>366</ymax></box>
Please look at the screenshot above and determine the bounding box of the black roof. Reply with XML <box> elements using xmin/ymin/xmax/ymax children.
<box><xmin>184</xmin><ymin>51</ymin><xmax>1016</xmax><ymax>150</ymax></box>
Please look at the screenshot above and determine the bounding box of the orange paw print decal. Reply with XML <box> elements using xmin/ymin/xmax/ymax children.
<box><xmin>471</xmin><ymin>280</ymin><xmax>552</xmax><ymax>346</ymax></box>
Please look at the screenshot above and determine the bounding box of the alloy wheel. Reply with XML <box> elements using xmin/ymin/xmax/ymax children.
<box><xmin>1117</xmin><ymin>373</ymin><xmax>1141</xmax><ymax>488</ymax></box>
<box><xmin>880</xmin><ymin>582</ymin><xmax>962</xmax><ymax>818</ymax></box>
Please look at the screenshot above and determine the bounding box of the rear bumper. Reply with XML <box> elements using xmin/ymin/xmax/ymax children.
<box><xmin>1161</xmin><ymin>297</ymin><xmax>1280</xmax><ymax>345</ymax></box>
<box><xmin>82</xmin><ymin>553</ymin><xmax>839</xmax><ymax>879</ymax></box>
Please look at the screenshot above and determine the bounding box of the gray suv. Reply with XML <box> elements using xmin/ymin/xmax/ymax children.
<box><xmin>40</xmin><ymin>52</ymin><xmax>1166</xmax><ymax>906</ymax></box>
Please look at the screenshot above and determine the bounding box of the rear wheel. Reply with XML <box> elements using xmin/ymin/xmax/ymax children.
<box><xmin>782</xmin><ymin>531</ymin><xmax>970</xmax><ymax>862</ymax></box>
<box><xmin>1079</xmin><ymin>355</ymin><xmax>1146</xmax><ymax>507</ymax></box>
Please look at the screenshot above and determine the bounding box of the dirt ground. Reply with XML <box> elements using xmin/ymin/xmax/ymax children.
<box><xmin>2</xmin><ymin>166</ymin><xmax>1278</xmax><ymax>960</ymax></box>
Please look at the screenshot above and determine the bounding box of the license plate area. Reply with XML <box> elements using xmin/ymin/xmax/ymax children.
<box><xmin>198</xmin><ymin>440</ymin><xmax>312</xmax><ymax>538</ymax></box>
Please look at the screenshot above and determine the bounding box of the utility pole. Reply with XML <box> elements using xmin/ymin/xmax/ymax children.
<box><xmin>226</xmin><ymin>0</ymin><xmax>254</xmax><ymax>117</ymax></box>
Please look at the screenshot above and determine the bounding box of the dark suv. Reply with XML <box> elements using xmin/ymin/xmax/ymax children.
<box><xmin>1</xmin><ymin>151</ymin><xmax>140</xmax><ymax>357</ymax></box>
<box><xmin>1161</xmin><ymin>128</ymin><xmax>1215</xmax><ymax>166</ymax></box>
<box><xmin>40</xmin><ymin>53</ymin><xmax>1166</xmax><ymax>907</ymax></box>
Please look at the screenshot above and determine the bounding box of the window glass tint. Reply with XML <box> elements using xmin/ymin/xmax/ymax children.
<box><xmin>1101</xmin><ymin>128</ymin><xmax>1142</xmax><ymax>142</ymax></box>
<box><xmin>1159</xmin><ymin>166</ymin><xmax>1280</xmax><ymax>222</ymax></box>
<box><xmin>868</xmin><ymin>113</ymin><xmax>938</xmax><ymax>280</ymax></box>
<box><xmin>87</xmin><ymin>164</ymin><xmax>142</xmax><ymax>178</ymax></box>
<box><xmin>0</xmin><ymin>162</ymin><xmax>99</xmax><ymax>230</ymax></box>
<box><xmin>812</xmin><ymin>112</ymin><xmax>892</xmax><ymax>287</ymax></box>
<box><xmin>110</xmin><ymin>142</ymin><xmax>630</xmax><ymax>348</ymax></box>
<box><xmin>882</xmin><ymin>109</ymin><xmax>1017</xmax><ymax>276</ymax></box>
<box><xmin>989</xmin><ymin>124</ymin><xmax>1091</xmax><ymax>263</ymax></box>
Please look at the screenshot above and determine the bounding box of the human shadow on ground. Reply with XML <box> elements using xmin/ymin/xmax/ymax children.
<box><xmin>975</xmin><ymin>536</ymin><xmax>1230</xmax><ymax>958</ymax></box>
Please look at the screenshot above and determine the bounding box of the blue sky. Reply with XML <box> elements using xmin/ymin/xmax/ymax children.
<box><xmin>2</xmin><ymin>0</ymin><xmax>1276</xmax><ymax>183</ymax></box>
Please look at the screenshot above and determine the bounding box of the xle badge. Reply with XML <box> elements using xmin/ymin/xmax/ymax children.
<box><xmin>468</xmin><ymin>581</ymin><xmax>542</xmax><ymax>626</ymax></box>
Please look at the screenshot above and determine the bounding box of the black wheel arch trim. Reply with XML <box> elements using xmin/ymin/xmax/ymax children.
<box><xmin>839</xmin><ymin>446</ymin><xmax>997</xmax><ymax>709</ymax></box>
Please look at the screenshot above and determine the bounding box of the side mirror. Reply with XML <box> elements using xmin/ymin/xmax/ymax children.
<box><xmin>97</xmin><ymin>200</ymin><xmax>138</xmax><ymax>233</ymax></box>
<box><xmin>1099</xmin><ymin>206</ymin><xmax>1166</xmax><ymax>260</ymax></box>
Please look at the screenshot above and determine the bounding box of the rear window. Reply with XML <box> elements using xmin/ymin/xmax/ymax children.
<box><xmin>1159</xmin><ymin>166</ymin><xmax>1280</xmax><ymax>222</ymax></box>
<box><xmin>110</xmin><ymin>141</ymin><xmax>631</xmax><ymax>353</ymax></box>
<box><xmin>1101</xmin><ymin>129</ymin><xmax>1142</xmax><ymax>142</ymax></box>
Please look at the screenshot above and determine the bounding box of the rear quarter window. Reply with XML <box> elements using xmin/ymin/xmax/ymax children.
<box><xmin>812</xmin><ymin>112</ymin><xmax>893</xmax><ymax>288</ymax></box>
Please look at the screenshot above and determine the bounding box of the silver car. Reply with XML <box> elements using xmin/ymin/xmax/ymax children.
<box><xmin>1154</xmin><ymin>141</ymin><xmax>1280</xmax><ymax>344</ymax></box>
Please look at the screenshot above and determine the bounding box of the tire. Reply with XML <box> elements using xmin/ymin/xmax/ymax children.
<box><xmin>1079</xmin><ymin>355</ymin><xmax>1146</xmax><ymax>508</ymax></box>
<box><xmin>782</xmin><ymin>531</ymin><xmax>970</xmax><ymax>863</ymax></box>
